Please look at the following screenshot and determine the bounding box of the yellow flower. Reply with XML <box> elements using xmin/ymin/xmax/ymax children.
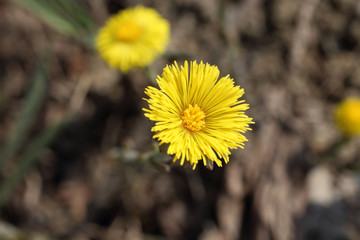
<box><xmin>95</xmin><ymin>6</ymin><xmax>170</xmax><ymax>72</ymax></box>
<box><xmin>334</xmin><ymin>97</ymin><xmax>360</xmax><ymax>136</ymax></box>
<box><xmin>143</xmin><ymin>61</ymin><xmax>254</xmax><ymax>169</ymax></box>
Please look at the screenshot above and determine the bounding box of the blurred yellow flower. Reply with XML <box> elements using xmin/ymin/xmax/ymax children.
<box><xmin>143</xmin><ymin>61</ymin><xmax>253</xmax><ymax>169</ymax></box>
<box><xmin>96</xmin><ymin>6</ymin><xmax>170</xmax><ymax>72</ymax></box>
<box><xmin>334</xmin><ymin>97</ymin><xmax>360</xmax><ymax>136</ymax></box>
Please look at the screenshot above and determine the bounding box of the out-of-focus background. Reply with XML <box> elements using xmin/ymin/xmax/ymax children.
<box><xmin>0</xmin><ymin>0</ymin><xmax>360</xmax><ymax>239</ymax></box>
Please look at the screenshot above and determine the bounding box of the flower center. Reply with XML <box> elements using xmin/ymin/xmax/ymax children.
<box><xmin>115</xmin><ymin>21</ymin><xmax>142</xmax><ymax>43</ymax></box>
<box><xmin>181</xmin><ymin>104</ymin><xmax>206</xmax><ymax>132</ymax></box>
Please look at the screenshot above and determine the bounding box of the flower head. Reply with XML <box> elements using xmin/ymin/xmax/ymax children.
<box><xmin>334</xmin><ymin>97</ymin><xmax>360</xmax><ymax>136</ymax></box>
<box><xmin>96</xmin><ymin>6</ymin><xmax>170</xmax><ymax>72</ymax></box>
<box><xmin>143</xmin><ymin>61</ymin><xmax>253</xmax><ymax>169</ymax></box>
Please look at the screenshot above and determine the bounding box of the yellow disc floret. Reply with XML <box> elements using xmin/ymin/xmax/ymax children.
<box><xmin>115</xmin><ymin>21</ymin><xmax>142</xmax><ymax>43</ymax></box>
<box><xmin>181</xmin><ymin>104</ymin><xmax>206</xmax><ymax>132</ymax></box>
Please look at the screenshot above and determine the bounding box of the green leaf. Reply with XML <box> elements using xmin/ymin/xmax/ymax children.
<box><xmin>10</xmin><ymin>0</ymin><xmax>79</xmax><ymax>37</ymax></box>
<box><xmin>9</xmin><ymin>0</ymin><xmax>96</xmax><ymax>43</ymax></box>
<box><xmin>0</xmin><ymin>117</ymin><xmax>72</xmax><ymax>207</ymax></box>
<box><xmin>0</xmin><ymin>56</ymin><xmax>48</xmax><ymax>169</ymax></box>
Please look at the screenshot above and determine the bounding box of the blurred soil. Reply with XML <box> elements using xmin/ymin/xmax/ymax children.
<box><xmin>1</xmin><ymin>0</ymin><xmax>360</xmax><ymax>240</ymax></box>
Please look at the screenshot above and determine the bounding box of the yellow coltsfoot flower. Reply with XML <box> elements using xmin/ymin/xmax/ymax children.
<box><xmin>334</xmin><ymin>97</ymin><xmax>360</xmax><ymax>136</ymax></box>
<box><xmin>96</xmin><ymin>6</ymin><xmax>170</xmax><ymax>72</ymax></box>
<box><xmin>143</xmin><ymin>61</ymin><xmax>254</xmax><ymax>169</ymax></box>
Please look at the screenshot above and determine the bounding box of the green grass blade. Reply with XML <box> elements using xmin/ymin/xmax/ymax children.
<box><xmin>0</xmin><ymin>57</ymin><xmax>48</xmax><ymax>169</ymax></box>
<box><xmin>9</xmin><ymin>0</ymin><xmax>79</xmax><ymax>37</ymax></box>
<box><xmin>0</xmin><ymin>117</ymin><xmax>72</xmax><ymax>207</ymax></box>
<box><xmin>54</xmin><ymin>0</ymin><xmax>95</xmax><ymax>31</ymax></box>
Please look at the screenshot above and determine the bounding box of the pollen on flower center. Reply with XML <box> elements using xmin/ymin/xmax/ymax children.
<box><xmin>181</xmin><ymin>104</ymin><xmax>206</xmax><ymax>132</ymax></box>
<box><xmin>115</xmin><ymin>21</ymin><xmax>142</xmax><ymax>42</ymax></box>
